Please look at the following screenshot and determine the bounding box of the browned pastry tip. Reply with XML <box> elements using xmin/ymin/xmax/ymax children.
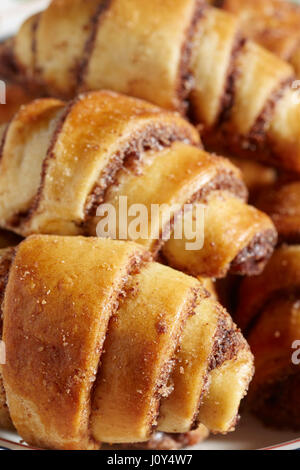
<box><xmin>162</xmin><ymin>189</ymin><xmax>277</xmax><ymax>278</ymax></box>
<box><xmin>243</xmin><ymin>178</ymin><xmax>300</xmax><ymax>430</ymax></box>
<box><xmin>0</xmin><ymin>90</ymin><xmax>276</xmax><ymax>279</ymax></box>
<box><xmin>0</xmin><ymin>235</ymin><xmax>253</xmax><ymax>449</ymax></box>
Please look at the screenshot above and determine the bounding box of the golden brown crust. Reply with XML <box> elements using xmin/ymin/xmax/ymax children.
<box><xmin>163</xmin><ymin>190</ymin><xmax>276</xmax><ymax>278</ymax></box>
<box><xmin>0</xmin><ymin>235</ymin><xmax>253</xmax><ymax>449</ymax></box>
<box><xmin>238</xmin><ymin>173</ymin><xmax>300</xmax><ymax>431</ymax></box>
<box><xmin>0</xmin><ymin>91</ymin><xmax>276</xmax><ymax>278</ymax></box>
<box><xmin>220</xmin><ymin>0</ymin><xmax>300</xmax><ymax>75</ymax></box>
<box><xmin>189</xmin><ymin>7</ymin><xmax>239</xmax><ymax>127</ymax></box>
<box><xmin>105</xmin><ymin>426</ymin><xmax>209</xmax><ymax>450</ymax></box>
<box><xmin>35</xmin><ymin>0</ymin><xmax>101</xmax><ymax>98</ymax></box>
<box><xmin>0</xmin><ymin>248</ymin><xmax>15</xmax><ymax>430</ymax></box>
<box><xmin>0</xmin><ymin>84</ymin><xmax>38</xmax><ymax>125</ymax></box>
<box><xmin>1</xmin><ymin>1</ymin><xmax>300</xmax><ymax>172</ymax></box>
<box><xmin>80</xmin><ymin>0</ymin><xmax>205</xmax><ymax>112</ymax></box>
<box><xmin>2</xmin><ymin>236</ymin><xmax>146</xmax><ymax>449</ymax></box>
<box><xmin>158</xmin><ymin>293</ymin><xmax>219</xmax><ymax>434</ymax></box>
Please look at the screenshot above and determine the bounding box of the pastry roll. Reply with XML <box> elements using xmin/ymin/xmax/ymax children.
<box><xmin>0</xmin><ymin>235</ymin><xmax>254</xmax><ymax>449</ymax></box>
<box><xmin>0</xmin><ymin>91</ymin><xmax>276</xmax><ymax>278</ymax></box>
<box><xmin>236</xmin><ymin>178</ymin><xmax>300</xmax><ymax>430</ymax></box>
<box><xmin>1</xmin><ymin>0</ymin><xmax>300</xmax><ymax>172</ymax></box>
<box><xmin>237</xmin><ymin>246</ymin><xmax>300</xmax><ymax>430</ymax></box>
<box><xmin>218</xmin><ymin>0</ymin><xmax>300</xmax><ymax>76</ymax></box>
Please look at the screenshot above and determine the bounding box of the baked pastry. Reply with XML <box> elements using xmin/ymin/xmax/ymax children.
<box><xmin>0</xmin><ymin>0</ymin><xmax>299</xmax><ymax>172</ymax></box>
<box><xmin>0</xmin><ymin>235</ymin><xmax>254</xmax><ymax>449</ymax></box>
<box><xmin>236</xmin><ymin>179</ymin><xmax>300</xmax><ymax>430</ymax></box>
<box><xmin>0</xmin><ymin>90</ymin><xmax>276</xmax><ymax>278</ymax></box>
<box><xmin>217</xmin><ymin>0</ymin><xmax>300</xmax><ymax>76</ymax></box>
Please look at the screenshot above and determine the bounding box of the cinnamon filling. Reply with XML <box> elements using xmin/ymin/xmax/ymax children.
<box><xmin>230</xmin><ymin>229</ymin><xmax>277</xmax><ymax>276</ymax></box>
<box><xmin>83</xmin><ymin>126</ymin><xmax>198</xmax><ymax>223</ymax></box>
<box><xmin>209</xmin><ymin>308</ymin><xmax>243</xmax><ymax>372</ymax></box>
<box><xmin>216</xmin><ymin>37</ymin><xmax>246</xmax><ymax>127</ymax></box>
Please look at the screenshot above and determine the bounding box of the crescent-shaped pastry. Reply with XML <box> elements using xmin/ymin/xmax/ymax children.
<box><xmin>1</xmin><ymin>0</ymin><xmax>299</xmax><ymax>172</ymax></box>
<box><xmin>0</xmin><ymin>91</ymin><xmax>276</xmax><ymax>278</ymax></box>
<box><xmin>0</xmin><ymin>235</ymin><xmax>254</xmax><ymax>449</ymax></box>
